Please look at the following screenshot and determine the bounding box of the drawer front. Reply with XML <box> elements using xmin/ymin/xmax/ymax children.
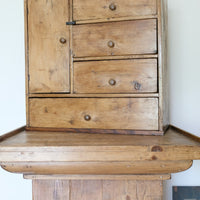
<box><xmin>74</xmin><ymin>59</ymin><xmax>157</xmax><ymax>94</ymax></box>
<box><xmin>73</xmin><ymin>19</ymin><xmax>157</xmax><ymax>57</ymax></box>
<box><xmin>73</xmin><ymin>0</ymin><xmax>157</xmax><ymax>21</ymax></box>
<box><xmin>29</xmin><ymin>98</ymin><xmax>158</xmax><ymax>130</ymax></box>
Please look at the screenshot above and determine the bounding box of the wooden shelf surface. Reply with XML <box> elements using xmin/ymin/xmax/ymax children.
<box><xmin>0</xmin><ymin>126</ymin><xmax>199</xmax><ymax>175</ymax></box>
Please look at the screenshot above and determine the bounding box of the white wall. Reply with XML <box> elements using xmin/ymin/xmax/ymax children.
<box><xmin>164</xmin><ymin>0</ymin><xmax>200</xmax><ymax>199</ymax></box>
<box><xmin>0</xmin><ymin>0</ymin><xmax>31</xmax><ymax>199</ymax></box>
<box><xmin>0</xmin><ymin>0</ymin><xmax>199</xmax><ymax>199</ymax></box>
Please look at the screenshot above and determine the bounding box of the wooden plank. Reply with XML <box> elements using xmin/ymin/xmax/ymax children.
<box><xmin>158</xmin><ymin>0</ymin><xmax>169</xmax><ymax>131</ymax></box>
<box><xmin>102</xmin><ymin>180</ymin><xmax>162</xmax><ymax>200</ymax></box>
<box><xmin>0</xmin><ymin>127</ymin><xmax>199</xmax><ymax>164</ymax></box>
<box><xmin>75</xmin><ymin>15</ymin><xmax>158</xmax><ymax>25</ymax></box>
<box><xmin>71</xmin><ymin>180</ymin><xmax>102</xmax><ymax>200</ymax></box>
<box><xmin>73</xmin><ymin>19</ymin><xmax>157</xmax><ymax>57</ymax></box>
<box><xmin>28</xmin><ymin>0</ymin><xmax>70</xmax><ymax>93</ymax></box>
<box><xmin>2</xmin><ymin>160</ymin><xmax>192</xmax><ymax>175</ymax></box>
<box><xmin>32</xmin><ymin>180</ymin><xmax>69</xmax><ymax>200</ymax></box>
<box><xmin>0</xmin><ymin>126</ymin><xmax>25</xmax><ymax>142</ymax></box>
<box><xmin>25</xmin><ymin>174</ymin><xmax>171</xmax><ymax>181</ymax></box>
<box><xmin>29</xmin><ymin>98</ymin><xmax>158</xmax><ymax>130</ymax></box>
<box><xmin>74</xmin><ymin>59</ymin><xmax>158</xmax><ymax>94</ymax></box>
<box><xmin>73</xmin><ymin>0</ymin><xmax>157</xmax><ymax>21</ymax></box>
<box><xmin>73</xmin><ymin>54</ymin><xmax>158</xmax><ymax>61</ymax></box>
<box><xmin>24</xmin><ymin>0</ymin><xmax>29</xmax><ymax>126</ymax></box>
<box><xmin>28</xmin><ymin>93</ymin><xmax>160</xmax><ymax>98</ymax></box>
<box><xmin>25</xmin><ymin>127</ymin><xmax>163</xmax><ymax>136</ymax></box>
<box><xmin>32</xmin><ymin>179</ymin><xmax>163</xmax><ymax>200</ymax></box>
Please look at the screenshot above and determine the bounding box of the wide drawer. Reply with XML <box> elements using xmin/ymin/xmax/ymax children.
<box><xmin>73</xmin><ymin>19</ymin><xmax>157</xmax><ymax>57</ymax></box>
<box><xmin>73</xmin><ymin>0</ymin><xmax>157</xmax><ymax>21</ymax></box>
<box><xmin>74</xmin><ymin>59</ymin><xmax>157</xmax><ymax>94</ymax></box>
<box><xmin>29</xmin><ymin>98</ymin><xmax>158</xmax><ymax>130</ymax></box>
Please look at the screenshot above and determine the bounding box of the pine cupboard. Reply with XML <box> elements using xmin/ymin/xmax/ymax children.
<box><xmin>26</xmin><ymin>0</ymin><xmax>168</xmax><ymax>135</ymax></box>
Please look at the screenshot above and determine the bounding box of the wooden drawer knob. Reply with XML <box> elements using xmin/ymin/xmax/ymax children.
<box><xmin>107</xmin><ymin>40</ymin><xmax>115</xmax><ymax>48</ymax></box>
<box><xmin>84</xmin><ymin>115</ymin><xmax>91</xmax><ymax>121</ymax></box>
<box><xmin>109</xmin><ymin>79</ymin><xmax>116</xmax><ymax>86</ymax></box>
<box><xmin>109</xmin><ymin>3</ymin><xmax>117</xmax><ymax>11</ymax></box>
<box><xmin>133</xmin><ymin>81</ymin><xmax>141</xmax><ymax>90</ymax></box>
<box><xmin>59</xmin><ymin>37</ymin><xmax>67</xmax><ymax>44</ymax></box>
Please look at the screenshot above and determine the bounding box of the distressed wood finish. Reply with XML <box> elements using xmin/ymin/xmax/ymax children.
<box><xmin>29</xmin><ymin>98</ymin><xmax>158</xmax><ymax>130</ymax></box>
<box><xmin>28</xmin><ymin>0</ymin><xmax>70</xmax><ymax>93</ymax></box>
<box><xmin>0</xmin><ymin>126</ymin><xmax>200</xmax><ymax>171</ymax></box>
<box><xmin>32</xmin><ymin>180</ymin><xmax>69</xmax><ymax>200</ymax></box>
<box><xmin>73</xmin><ymin>0</ymin><xmax>157</xmax><ymax>21</ymax></box>
<box><xmin>32</xmin><ymin>179</ymin><xmax>162</xmax><ymax>200</ymax></box>
<box><xmin>74</xmin><ymin>59</ymin><xmax>157</xmax><ymax>94</ymax></box>
<box><xmin>73</xmin><ymin>19</ymin><xmax>157</xmax><ymax>57</ymax></box>
<box><xmin>25</xmin><ymin>0</ymin><xmax>169</xmax><ymax>134</ymax></box>
<box><xmin>2</xmin><ymin>160</ymin><xmax>192</xmax><ymax>175</ymax></box>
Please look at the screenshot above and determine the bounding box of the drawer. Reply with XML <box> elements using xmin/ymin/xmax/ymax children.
<box><xmin>73</xmin><ymin>19</ymin><xmax>157</xmax><ymax>57</ymax></box>
<box><xmin>73</xmin><ymin>0</ymin><xmax>157</xmax><ymax>21</ymax></box>
<box><xmin>74</xmin><ymin>59</ymin><xmax>157</xmax><ymax>94</ymax></box>
<box><xmin>29</xmin><ymin>98</ymin><xmax>158</xmax><ymax>130</ymax></box>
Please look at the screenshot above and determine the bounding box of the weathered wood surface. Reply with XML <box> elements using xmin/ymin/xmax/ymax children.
<box><xmin>2</xmin><ymin>160</ymin><xmax>192</xmax><ymax>175</ymax></box>
<box><xmin>73</xmin><ymin>19</ymin><xmax>157</xmax><ymax>57</ymax></box>
<box><xmin>32</xmin><ymin>179</ymin><xmax>163</xmax><ymax>200</ymax></box>
<box><xmin>73</xmin><ymin>0</ymin><xmax>157</xmax><ymax>21</ymax></box>
<box><xmin>0</xmin><ymin>126</ymin><xmax>199</xmax><ymax>164</ymax></box>
<box><xmin>32</xmin><ymin>180</ymin><xmax>69</xmax><ymax>200</ymax></box>
<box><xmin>29</xmin><ymin>98</ymin><xmax>158</xmax><ymax>130</ymax></box>
<box><xmin>74</xmin><ymin>59</ymin><xmax>157</xmax><ymax>94</ymax></box>
<box><xmin>28</xmin><ymin>0</ymin><xmax>70</xmax><ymax>93</ymax></box>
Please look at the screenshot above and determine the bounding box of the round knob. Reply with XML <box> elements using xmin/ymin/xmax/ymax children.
<box><xmin>84</xmin><ymin>115</ymin><xmax>91</xmax><ymax>121</ymax></box>
<box><xmin>107</xmin><ymin>40</ymin><xmax>115</xmax><ymax>48</ymax></box>
<box><xmin>109</xmin><ymin>3</ymin><xmax>117</xmax><ymax>11</ymax></box>
<box><xmin>59</xmin><ymin>37</ymin><xmax>67</xmax><ymax>44</ymax></box>
<box><xmin>109</xmin><ymin>79</ymin><xmax>116</xmax><ymax>86</ymax></box>
<box><xmin>134</xmin><ymin>81</ymin><xmax>141</xmax><ymax>90</ymax></box>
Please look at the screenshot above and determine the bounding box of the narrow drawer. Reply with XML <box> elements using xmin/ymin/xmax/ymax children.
<box><xmin>73</xmin><ymin>0</ymin><xmax>157</xmax><ymax>21</ymax></box>
<box><xmin>73</xmin><ymin>19</ymin><xmax>157</xmax><ymax>57</ymax></box>
<box><xmin>29</xmin><ymin>98</ymin><xmax>158</xmax><ymax>130</ymax></box>
<box><xmin>74</xmin><ymin>59</ymin><xmax>157</xmax><ymax>94</ymax></box>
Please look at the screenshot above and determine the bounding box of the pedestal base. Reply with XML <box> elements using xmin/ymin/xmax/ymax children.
<box><xmin>26</xmin><ymin>175</ymin><xmax>170</xmax><ymax>200</ymax></box>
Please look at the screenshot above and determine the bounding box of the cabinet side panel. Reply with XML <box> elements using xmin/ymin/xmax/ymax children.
<box><xmin>24</xmin><ymin>0</ymin><xmax>29</xmax><ymax>126</ymax></box>
<box><xmin>158</xmin><ymin>0</ymin><xmax>169</xmax><ymax>131</ymax></box>
<box><xmin>28</xmin><ymin>0</ymin><xmax>70</xmax><ymax>93</ymax></box>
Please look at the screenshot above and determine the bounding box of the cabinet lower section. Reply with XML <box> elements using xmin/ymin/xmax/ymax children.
<box><xmin>31</xmin><ymin>177</ymin><xmax>164</xmax><ymax>200</ymax></box>
<box><xmin>29</xmin><ymin>98</ymin><xmax>158</xmax><ymax>131</ymax></box>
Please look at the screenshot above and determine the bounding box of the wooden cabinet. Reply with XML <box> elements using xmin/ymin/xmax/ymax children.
<box><xmin>26</xmin><ymin>0</ymin><xmax>168</xmax><ymax>135</ymax></box>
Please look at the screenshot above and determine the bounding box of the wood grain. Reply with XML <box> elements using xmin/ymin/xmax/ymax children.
<box><xmin>0</xmin><ymin>126</ymin><xmax>200</xmax><ymax>164</ymax></box>
<box><xmin>28</xmin><ymin>93</ymin><xmax>159</xmax><ymax>98</ymax></box>
<box><xmin>159</xmin><ymin>0</ymin><xmax>169</xmax><ymax>131</ymax></box>
<box><xmin>32</xmin><ymin>179</ymin><xmax>162</xmax><ymax>200</ymax></box>
<box><xmin>32</xmin><ymin>180</ymin><xmax>69</xmax><ymax>200</ymax></box>
<box><xmin>2</xmin><ymin>160</ymin><xmax>192</xmax><ymax>175</ymax></box>
<box><xmin>73</xmin><ymin>0</ymin><xmax>157</xmax><ymax>21</ymax></box>
<box><xmin>25</xmin><ymin>174</ymin><xmax>171</xmax><ymax>181</ymax></box>
<box><xmin>74</xmin><ymin>59</ymin><xmax>158</xmax><ymax>94</ymax></box>
<box><xmin>73</xmin><ymin>54</ymin><xmax>158</xmax><ymax>61</ymax></box>
<box><xmin>73</xmin><ymin>19</ymin><xmax>157</xmax><ymax>57</ymax></box>
<box><xmin>29</xmin><ymin>98</ymin><xmax>158</xmax><ymax>130</ymax></box>
<box><xmin>28</xmin><ymin>0</ymin><xmax>70</xmax><ymax>93</ymax></box>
